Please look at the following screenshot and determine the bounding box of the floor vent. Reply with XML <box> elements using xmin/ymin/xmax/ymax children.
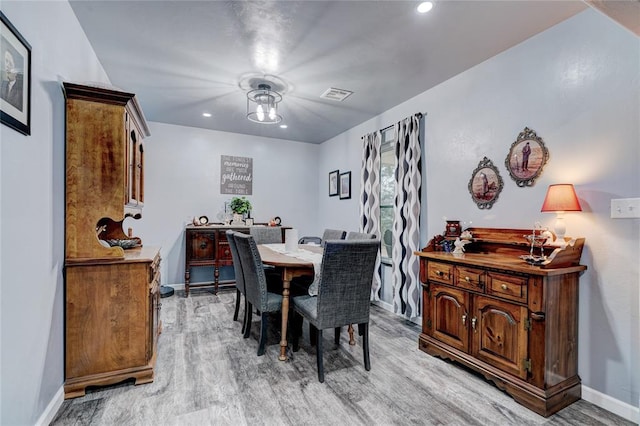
<box><xmin>320</xmin><ymin>87</ymin><xmax>353</xmax><ymax>102</ymax></box>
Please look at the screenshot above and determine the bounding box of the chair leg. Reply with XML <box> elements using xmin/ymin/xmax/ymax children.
<box><xmin>310</xmin><ymin>324</ymin><xmax>317</xmax><ymax>346</ymax></box>
<box><xmin>257</xmin><ymin>312</ymin><xmax>269</xmax><ymax>356</ymax></box>
<box><xmin>316</xmin><ymin>329</ymin><xmax>324</xmax><ymax>383</ymax></box>
<box><xmin>291</xmin><ymin>311</ymin><xmax>303</xmax><ymax>352</ymax></box>
<box><xmin>233</xmin><ymin>289</ymin><xmax>241</xmax><ymax>321</ymax></box>
<box><xmin>241</xmin><ymin>298</ymin><xmax>248</xmax><ymax>335</ymax></box>
<box><xmin>334</xmin><ymin>327</ymin><xmax>341</xmax><ymax>346</ymax></box>
<box><xmin>243</xmin><ymin>302</ymin><xmax>253</xmax><ymax>339</ymax></box>
<box><xmin>362</xmin><ymin>323</ymin><xmax>371</xmax><ymax>371</ymax></box>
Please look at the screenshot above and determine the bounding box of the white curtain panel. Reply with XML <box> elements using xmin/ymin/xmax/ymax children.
<box><xmin>359</xmin><ymin>130</ymin><xmax>382</xmax><ymax>300</ymax></box>
<box><xmin>391</xmin><ymin>115</ymin><xmax>422</xmax><ymax>319</ymax></box>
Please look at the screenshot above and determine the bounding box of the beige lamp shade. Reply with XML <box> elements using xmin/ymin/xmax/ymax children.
<box><xmin>541</xmin><ymin>184</ymin><xmax>582</xmax><ymax>245</ymax></box>
<box><xmin>541</xmin><ymin>184</ymin><xmax>582</xmax><ymax>212</ymax></box>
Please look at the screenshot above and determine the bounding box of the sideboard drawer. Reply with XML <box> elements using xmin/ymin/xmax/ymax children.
<box><xmin>486</xmin><ymin>271</ymin><xmax>528</xmax><ymax>304</ymax></box>
<box><xmin>427</xmin><ymin>261</ymin><xmax>453</xmax><ymax>284</ymax></box>
<box><xmin>455</xmin><ymin>266</ymin><xmax>485</xmax><ymax>292</ymax></box>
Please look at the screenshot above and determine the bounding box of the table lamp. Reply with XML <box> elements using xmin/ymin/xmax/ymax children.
<box><xmin>541</xmin><ymin>184</ymin><xmax>582</xmax><ymax>246</ymax></box>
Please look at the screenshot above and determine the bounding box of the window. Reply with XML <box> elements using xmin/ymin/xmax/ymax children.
<box><xmin>380</xmin><ymin>128</ymin><xmax>396</xmax><ymax>259</ymax></box>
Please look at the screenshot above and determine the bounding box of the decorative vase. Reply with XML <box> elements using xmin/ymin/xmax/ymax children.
<box><xmin>232</xmin><ymin>213</ymin><xmax>243</xmax><ymax>224</ymax></box>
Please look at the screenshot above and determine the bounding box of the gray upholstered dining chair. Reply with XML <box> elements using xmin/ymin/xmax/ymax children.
<box><xmin>226</xmin><ymin>230</ymin><xmax>247</xmax><ymax>334</ymax></box>
<box><xmin>322</xmin><ymin>228</ymin><xmax>346</xmax><ymax>242</ymax></box>
<box><xmin>298</xmin><ymin>236</ymin><xmax>322</xmax><ymax>245</ymax></box>
<box><xmin>345</xmin><ymin>231</ymin><xmax>376</xmax><ymax>240</ymax></box>
<box><xmin>249</xmin><ymin>226</ymin><xmax>282</xmax><ymax>244</ymax></box>
<box><xmin>234</xmin><ymin>233</ymin><xmax>283</xmax><ymax>356</ymax></box>
<box><xmin>290</xmin><ymin>239</ymin><xmax>380</xmax><ymax>382</ymax></box>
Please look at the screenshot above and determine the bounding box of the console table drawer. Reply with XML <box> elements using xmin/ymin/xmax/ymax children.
<box><xmin>427</xmin><ymin>261</ymin><xmax>453</xmax><ymax>284</ymax></box>
<box><xmin>486</xmin><ymin>271</ymin><xmax>528</xmax><ymax>304</ymax></box>
<box><xmin>455</xmin><ymin>266</ymin><xmax>485</xmax><ymax>292</ymax></box>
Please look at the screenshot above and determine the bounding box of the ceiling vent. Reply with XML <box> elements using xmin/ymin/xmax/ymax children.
<box><xmin>320</xmin><ymin>87</ymin><xmax>353</xmax><ymax>102</ymax></box>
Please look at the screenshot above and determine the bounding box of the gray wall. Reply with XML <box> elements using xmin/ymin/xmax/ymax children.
<box><xmin>0</xmin><ymin>2</ymin><xmax>111</xmax><ymax>424</ymax></box>
<box><xmin>316</xmin><ymin>9</ymin><xmax>639</xmax><ymax>417</ymax></box>
<box><xmin>136</xmin><ymin>122</ymin><xmax>320</xmax><ymax>286</ymax></box>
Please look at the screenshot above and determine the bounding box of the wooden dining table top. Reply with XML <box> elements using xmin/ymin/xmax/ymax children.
<box><xmin>257</xmin><ymin>244</ymin><xmax>323</xmax><ymax>267</ymax></box>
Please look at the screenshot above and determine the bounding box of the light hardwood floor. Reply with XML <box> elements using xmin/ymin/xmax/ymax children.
<box><xmin>52</xmin><ymin>289</ymin><xmax>632</xmax><ymax>425</ymax></box>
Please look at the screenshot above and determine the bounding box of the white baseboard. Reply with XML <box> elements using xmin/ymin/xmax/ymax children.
<box><xmin>36</xmin><ymin>385</ymin><xmax>64</xmax><ymax>426</ymax></box>
<box><xmin>582</xmin><ymin>385</ymin><xmax>639</xmax><ymax>423</ymax></box>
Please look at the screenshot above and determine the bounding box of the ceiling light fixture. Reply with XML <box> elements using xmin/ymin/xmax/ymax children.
<box><xmin>247</xmin><ymin>83</ymin><xmax>282</xmax><ymax>124</ymax></box>
<box><xmin>417</xmin><ymin>1</ymin><xmax>433</xmax><ymax>14</ymax></box>
<box><xmin>202</xmin><ymin>112</ymin><xmax>212</xmax><ymax>117</ymax></box>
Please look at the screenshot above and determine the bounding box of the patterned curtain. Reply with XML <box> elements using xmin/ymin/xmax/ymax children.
<box><xmin>391</xmin><ymin>115</ymin><xmax>422</xmax><ymax>319</ymax></box>
<box><xmin>359</xmin><ymin>130</ymin><xmax>382</xmax><ymax>300</ymax></box>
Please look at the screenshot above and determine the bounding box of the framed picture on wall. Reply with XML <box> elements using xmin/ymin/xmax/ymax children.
<box><xmin>339</xmin><ymin>171</ymin><xmax>351</xmax><ymax>200</ymax></box>
<box><xmin>468</xmin><ymin>157</ymin><xmax>503</xmax><ymax>209</ymax></box>
<box><xmin>1</xmin><ymin>12</ymin><xmax>31</xmax><ymax>135</ymax></box>
<box><xmin>329</xmin><ymin>169</ymin><xmax>339</xmax><ymax>196</ymax></box>
<box><xmin>504</xmin><ymin>127</ymin><xmax>549</xmax><ymax>187</ymax></box>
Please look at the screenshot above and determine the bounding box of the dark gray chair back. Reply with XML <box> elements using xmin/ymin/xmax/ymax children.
<box><xmin>314</xmin><ymin>239</ymin><xmax>380</xmax><ymax>329</ymax></box>
<box><xmin>322</xmin><ymin>229</ymin><xmax>346</xmax><ymax>241</ymax></box>
<box><xmin>250</xmin><ymin>227</ymin><xmax>282</xmax><ymax>244</ymax></box>
<box><xmin>226</xmin><ymin>230</ymin><xmax>244</xmax><ymax>295</ymax></box>
<box><xmin>345</xmin><ymin>231</ymin><xmax>376</xmax><ymax>240</ymax></box>
<box><xmin>298</xmin><ymin>236</ymin><xmax>322</xmax><ymax>245</ymax></box>
<box><xmin>234</xmin><ymin>233</ymin><xmax>282</xmax><ymax>313</ymax></box>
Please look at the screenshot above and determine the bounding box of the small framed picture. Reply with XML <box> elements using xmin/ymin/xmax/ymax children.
<box><xmin>339</xmin><ymin>171</ymin><xmax>351</xmax><ymax>200</ymax></box>
<box><xmin>329</xmin><ymin>169</ymin><xmax>339</xmax><ymax>197</ymax></box>
<box><xmin>468</xmin><ymin>157</ymin><xmax>503</xmax><ymax>209</ymax></box>
<box><xmin>504</xmin><ymin>127</ymin><xmax>549</xmax><ymax>187</ymax></box>
<box><xmin>1</xmin><ymin>12</ymin><xmax>31</xmax><ymax>135</ymax></box>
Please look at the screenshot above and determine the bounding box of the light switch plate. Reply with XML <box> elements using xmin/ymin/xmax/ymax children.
<box><xmin>611</xmin><ymin>198</ymin><xmax>640</xmax><ymax>219</ymax></box>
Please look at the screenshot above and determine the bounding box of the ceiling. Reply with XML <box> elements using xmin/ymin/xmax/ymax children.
<box><xmin>69</xmin><ymin>1</ymin><xmax>592</xmax><ymax>144</ymax></box>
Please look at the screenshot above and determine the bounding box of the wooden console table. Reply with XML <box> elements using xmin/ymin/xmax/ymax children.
<box><xmin>184</xmin><ymin>224</ymin><xmax>288</xmax><ymax>296</ymax></box>
<box><xmin>416</xmin><ymin>227</ymin><xmax>586</xmax><ymax>417</ymax></box>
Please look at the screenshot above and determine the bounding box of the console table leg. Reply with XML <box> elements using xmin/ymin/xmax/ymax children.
<box><xmin>185</xmin><ymin>270</ymin><xmax>190</xmax><ymax>297</ymax></box>
<box><xmin>214</xmin><ymin>266</ymin><xmax>219</xmax><ymax>295</ymax></box>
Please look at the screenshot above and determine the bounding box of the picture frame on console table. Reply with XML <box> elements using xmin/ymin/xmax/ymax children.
<box><xmin>0</xmin><ymin>12</ymin><xmax>31</xmax><ymax>135</ymax></box>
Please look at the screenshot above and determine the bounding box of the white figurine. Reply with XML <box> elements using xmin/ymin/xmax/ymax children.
<box><xmin>453</xmin><ymin>237</ymin><xmax>470</xmax><ymax>254</ymax></box>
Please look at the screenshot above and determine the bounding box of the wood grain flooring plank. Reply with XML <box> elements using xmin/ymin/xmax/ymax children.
<box><xmin>51</xmin><ymin>291</ymin><xmax>634</xmax><ymax>426</ymax></box>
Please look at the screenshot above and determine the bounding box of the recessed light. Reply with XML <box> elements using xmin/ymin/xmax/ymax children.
<box><xmin>417</xmin><ymin>1</ymin><xmax>433</xmax><ymax>14</ymax></box>
<box><xmin>280</xmin><ymin>124</ymin><xmax>288</xmax><ymax>129</ymax></box>
<box><xmin>202</xmin><ymin>112</ymin><xmax>212</xmax><ymax>117</ymax></box>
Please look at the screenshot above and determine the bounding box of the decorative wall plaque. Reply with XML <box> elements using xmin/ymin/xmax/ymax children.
<box><xmin>220</xmin><ymin>155</ymin><xmax>253</xmax><ymax>195</ymax></box>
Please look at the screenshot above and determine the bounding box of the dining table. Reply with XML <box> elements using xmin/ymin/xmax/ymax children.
<box><xmin>257</xmin><ymin>243</ymin><xmax>320</xmax><ymax>361</ymax></box>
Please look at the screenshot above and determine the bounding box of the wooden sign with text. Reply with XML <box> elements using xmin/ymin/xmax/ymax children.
<box><xmin>220</xmin><ymin>155</ymin><xmax>253</xmax><ymax>195</ymax></box>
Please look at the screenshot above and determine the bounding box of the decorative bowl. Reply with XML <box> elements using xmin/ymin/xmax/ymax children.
<box><xmin>106</xmin><ymin>239</ymin><xmax>139</xmax><ymax>249</ymax></box>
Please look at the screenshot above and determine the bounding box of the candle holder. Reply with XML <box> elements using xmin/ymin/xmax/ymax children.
<box><xmin>520</xmin><ymin>232</ymin><xmax>547</xmax><ymax>265</ymax></box>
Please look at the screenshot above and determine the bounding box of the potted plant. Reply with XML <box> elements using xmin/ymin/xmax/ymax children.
<box><xmin>229</xmin><ymin>196</ymin><xmax>252</xmax><ymax>224</ymax></box>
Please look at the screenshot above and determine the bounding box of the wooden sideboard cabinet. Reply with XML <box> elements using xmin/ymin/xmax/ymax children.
<box><xmin>64</xmin><ymin>248</ymin><xmax>161</xmax><ymax>398</ymax></box>
<box><xmin>63</xmin><ymin>82</ymin><xmax>160</xmax><ymax>398</ymax></box>
<box><xmin>416</xmin><ymin>228</ymin><xmax>586</xmax><ymax>417</ymax></box>
<box><xmin>184</xmin><ymin>225</ymin><xmax>288</xmax><ymax>296</ymax></box>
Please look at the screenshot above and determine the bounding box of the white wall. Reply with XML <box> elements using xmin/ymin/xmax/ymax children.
<box><xmin>136</xmin><ymin>122</ymin><xmax>320</xmax><ymax>285</ymax></box>
<box><xmin>318</xmin><ymin>9</ymin><xmax>639</xmax><ymax>418</ymax></box>
<box><xmin>0</xmin><ymin>2</ymin><xmax>111</xmax><ymax>425</ymax></box>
